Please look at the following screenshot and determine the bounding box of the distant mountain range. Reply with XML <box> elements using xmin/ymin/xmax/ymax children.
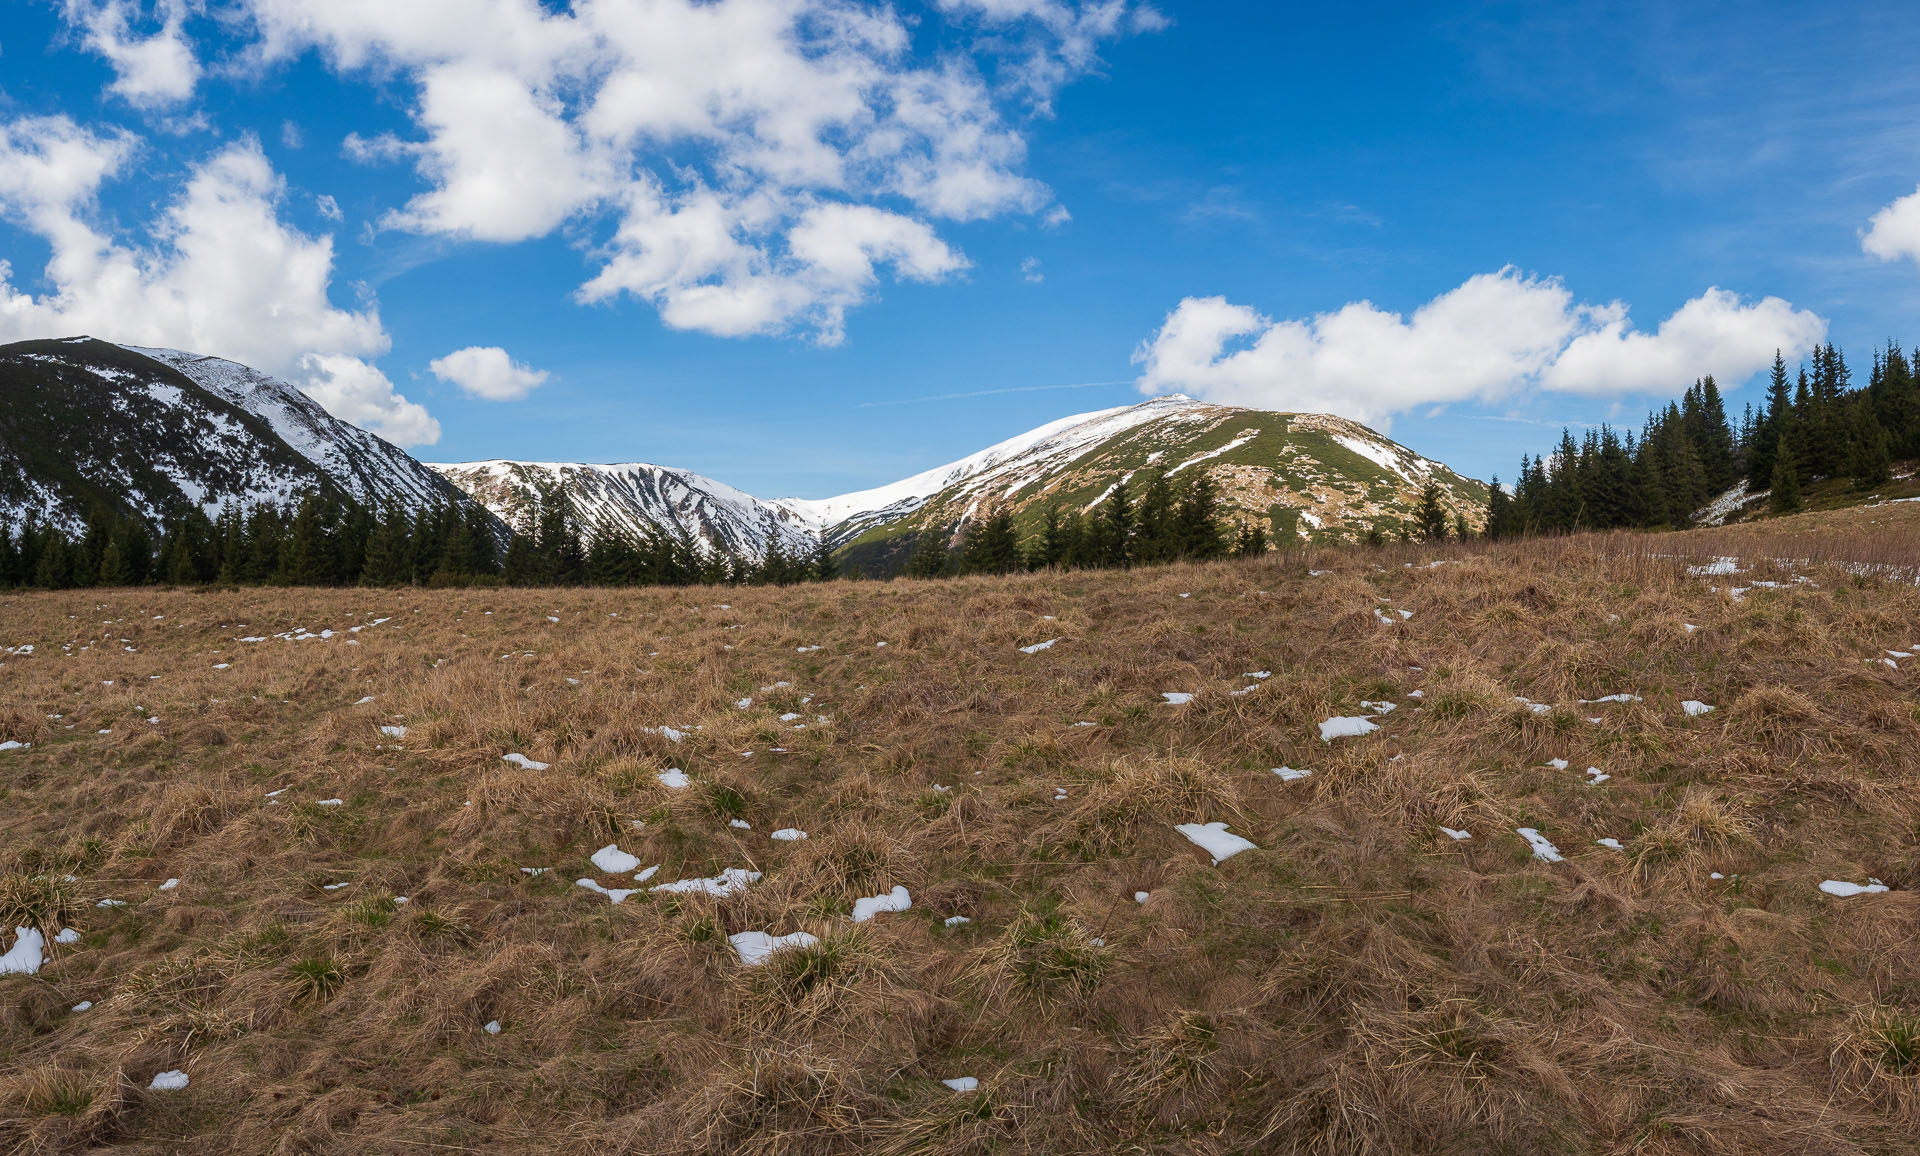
<box><xmin>1</xmin><ymin>338</ymin><xmax>1489</xmax><ymax>566</ymax></box>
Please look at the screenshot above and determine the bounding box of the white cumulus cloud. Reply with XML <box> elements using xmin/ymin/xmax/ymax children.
<box><xmin>236</xmin><ymin>0</ymin><xmax>1139</xmax><ymax>342</ymax></box>
<box><xmin>1132</xmin><ymin>268</ymin><xmax>1826</xmax><ymax>430</ymax></box>
<box><xmin>1863</xmin><ymin>185</ymin><xmax>1920</xmax><ymax>268</ymax></box>
<box><xmin>429</xmin><ymin>346</ymin><xmax>550</xmax><ymax>401</ymax></box>
<box><xmin>0</xmin><ymin>116</ymin><xmax>439</xmax><ymax>446</ymax></box>
<box><xmin>62</xmin><ymin>0</ymin><xmax>202</xmax><ymax>107</ymax></box>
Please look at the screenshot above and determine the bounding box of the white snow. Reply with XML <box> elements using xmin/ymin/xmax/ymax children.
<box><xmin>575</xmin><ymin>878</ymin><xmax>638</xmax><ymax>903</ymax></box>
<box><xmin>149</xmin><ymin>1070</ymin><xmax>190</xmax><ymax>1091</ymax></box>
<box><xmin>1440</xmin><ymin>827</ymin><xmax>1472</xmax><ymax>842</ymax></box>
<box><xmin>1585</xmin><ymin>767</ymin><xmax>1610</xmax><ymax>785</ymax></box>
<box><xmin>1547</xmin><ymin>758</ymin><xmax>1569</xmax><ymax>770</ymax></box>
<box><xmin>1578</xmin><ymin>694</ymin><xmax>1641</xmax><ymax>705</ymax></box>
<box><xmin>729</xmin><ymin>819</ymin><xmax>752</xmax><ymax>829</ymax></box>
<box><xmin>484</xmin><ymin>1020</ymin><xmax>502</xmax><ymax>1034</ymax></box>
<box><xmin>158</xmin><ymin>878</ymin><xmax>179</xmax><ymax>891</ymax></box>
<box><xmin>55</xmin><ymin>928</ymin><xmax>80</xmax><ymax>944</ymax></box>
<box><xmin>1271</xmin><ymin>766</ymin><xmax>1313</xmax><ymax>782</ymax></box>
<box><xmin>1359</xmin><ymin>700</ymin><xmax>1396</xmax><ymax>713</ymax></box>
<box><xmin>0</xmin><ymin>741</ymin><xmax>29</xmax><ymax>753</ymax></box>
<box><xmin>590</xmin><ymin>844</ymin><xmax>641</xmax><ymax>874</ymax></box>
<box><xmin>1516</xmin><ymin>828</ymin><xmax>1564</xmax><ymax>863</ymax></box>
<box><xmin>652</xmin><ymin>868</ymin><xmax>762</xmax><ymax>898</ymax></box>
<box><xmin>1134</xmin><ymin>891</ymin><xmax>1151</xmax><ymax>903</ymax></box>
<box><xmin>1819</xmin><ymin>879</ymin><xmax>1890</xmax><ymax>897</ymax></box>
<box><xmin>502</xmin><ymin>753</ymin><xmax>550</xmax><ymax>770</ymax></box>
<box><xmin>1161</xmin><ymin>692</ymin><xmax>1195</xmax><ymax>705</ymax></box>
<box><xmin>317</xmin><ymin>798</ymin><xmax>344</xmax><ymax>806</ymax></box>
<box><xmin>656</xmin><ymin>768</ymin><xmax>691</xmax><ymax>789</ymax></box>
<box><xmin>942</xmin><ymin>1077</ymin><xmax>980</xmax><ymax>1092</ymax></box>
<box><xmin>0</xmin><ymin>927</ymin><xmax>47</xmax><ymax>975</ymax></box>
<box><xmin>379</xmin><ymin>725</ymin><xmax>407</xmax><ymax>738</ymax></box>
<box><xmin>729</xmin><ymin>930</ymin><xmax>820</xmax><ymax>966</ymax></box>
<box><xmin>1019</xmin><ymin>639</ymin><xmax>1060</xmax><ymax>654</ymax></box>
<box><xmin>1319</xmin><ymin>716</ymin><xmax>1378</xmax><ymax>742</ymax></box>
<box><xmin>1596</xmin><ymin>838</ymin><xmax>1624</xmax><ymax>850</ymax></box>
<box><xmin>1243</xmin><ymin>671</ymin><xmax>1271</xmax><ymax>680</ymax></box>
<box><xmin>72</xmin><ymin>1001</ymin><xmax>92</xmax><ymax>1012</ymax></box>
<box><xmin>851</xmin><ymin>886</ymin><xmax>912</xmax><ymax>922</ymax></box>
<box><xmin>1176</xmin><ymin>821</ymin><xmax>1258</xmax><ymax>864</ymax></box>
<box><xmin>1681</xmin><ymin>700</ymin><xmax>1715</xmax><ymax>717</ymax></box>
<box><xmin>770</xmin><ymin>828</ymin><xmax>808</xmax><ymax>841</ymax></box>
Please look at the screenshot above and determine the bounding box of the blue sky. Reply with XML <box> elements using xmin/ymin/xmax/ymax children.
<box><xmin>4</xmin><ymin>1</ymin><xmax>1920</xmax><ymax>497</ymax></box>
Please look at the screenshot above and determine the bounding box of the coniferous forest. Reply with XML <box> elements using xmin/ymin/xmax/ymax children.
<box><xmin>1486</xmin><ymin>341</ymin><xmax>1917</xmax><ymax>536</ymax></box>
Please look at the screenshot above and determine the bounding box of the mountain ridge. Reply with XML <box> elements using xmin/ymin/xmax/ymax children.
<box><xmin>0</xmin><ymin>337</ymin><xmax>1488</xmax><ymax>565</ymax></box>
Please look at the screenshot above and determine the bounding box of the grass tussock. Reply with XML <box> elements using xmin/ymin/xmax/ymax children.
<box><xmin>2</xmin><ymin>507</ymin><xmax>1920</xmax><ymax>1152</ymax></box>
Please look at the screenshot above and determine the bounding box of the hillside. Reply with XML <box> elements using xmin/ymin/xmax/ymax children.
<box><xmin>784</xmin><ymin>394</ymin><xmax>1489</xmax><ymax>574</ymax></box>
<box><xmin>0</xmin><ymin>338</ymin><xmax>475</xmax><ymax>533</ymax></box>
<box><xmin>428</xmin><ymin>460</ymin><xmax>824</xmax><ymax>562</ymax></box>
<box><xmin>1</xmin><ymin>506</ymin><xmax>1916</xmax><ymax>1153</ymax></box>
<box><xmin>431</xmin><ymin>395</ymin><xmax>1490</xmax><ymax>571</ymax></box>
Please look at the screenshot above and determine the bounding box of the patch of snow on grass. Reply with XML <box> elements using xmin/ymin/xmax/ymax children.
<box><xmin>1681</xmin><ymin>700</ymin><xmax>1715</xmax><ymax>716</ymax></box>
<box><xmin>149</xmin><ymin>1070</ymin><xmax>189</xmax><ymax>1091</ymax></box>
<box><xmin>590</xmin><ymin>845</ymin><xmax>641</xmax><ymax>874</ymax></box>
<box><xmin>1820</xmin><ymin>879</ymin><xmax>1890</xmax><ymax>897</ymax></box>
<box><xmin>1019</xmin><ymin>639</ymin><xmax>1060</xmax><ymax>654</ymax></box>
<box><xmin>1440</xmin><ymin>827</ymin><xmax>1472</xmax><ymax>841</ymax></box>
<box><xmin>1516</xmin><ymin>828</ymin><xmax>1564</xmax><ymax>862</ymax></box>
<box><xmin>1271</xmin><ymin>767</ymin><xmax>1313</xmax><ymax>782</ymax></box>
<box><xmin>771</xmin><ymin>828</ymin><xmax>807</xmax><ymax>841</ymax></box>
<box><xmin>502</xmin><ymin>753</ymin><xmax>550</xmax><ymax>770</ymax></box>
<box><xmin>652</xmin><ymin>868</ymin><xmax>762</xmax><ymax>898</ymax></box>
<box><xmin>575</xmin><ymin>878</ymin><xmax>638</xmax><ymax>903</ymax></box>
<box><xmin>656</xmin><ymin>768</ymin><xmax>690</xmax><ymax>789</ymax></box>
<box><xmin>0</xmin><ymin>927</ymin><xmax>47</xmax><ymax>975</ymax></box>
<box><xmin>1319</xmin><ymin>716</ymin><xmax>1377</xmax><ymax>742</ymax></box>
<box><xmin>1176</xmin><ymin>822</ymin><xmax>1258</xmax><ymax>864</ymax></box>
<box><xmin>1161</xmin><ymin>692</ymin><xmax>1194</xmax><ymax>705</ymax></box>
<box><xmin>729</xmin><ymin>930</ymin><xmax>820</xmax><ymax>966</ymax></box>
<box><xmin>942</xmin><ymin>1076</ymin><xmax>980</xmax><ymax>1092</ymax></box>
<box><xmin>851</xmin><ymin>886</ymin><xmax>912</xmax><ymax>922</ymax></box>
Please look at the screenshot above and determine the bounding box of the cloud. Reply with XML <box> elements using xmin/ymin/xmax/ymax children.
<box><xmin>0</xmin><ymin>116</ymin><xmax>439</xmax><ymax>446</ymax></box>
<box><xmin>429</xmin><ymin>345</ymin><xmax>549</xmax><ymax>401</ymax></box>
<box><xmin>62</xmin><ymin>0</ymin><xmax>202</xmax><ymax>107</ymax></box>
<box><xmin>1132</xmin><ymin>268</ymin><xmax>1826</xmax><ymax>430</ymax></box>
<box><xmin>235</xmin><ymin>0</ymin><xmax>1136</xmax><ymax>341</ymax></box>
<box><xmin>1863</xmin><ymin>185</ymin><xmax>1920</xmax><ymax>267</ymax></box>
<box><xmin>315</xmin><ymin>193</ymin><xmax>342</xmax><ymax>221</ymax></box>
<box><xmin>1020</xmin><ymin>256</ymin><xmax>1043</xmax><ymax>282</ymax></box>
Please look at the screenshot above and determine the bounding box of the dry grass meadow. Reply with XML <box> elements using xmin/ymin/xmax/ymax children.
<box><xmin>4</xmin><ymin>504</ymin><xmax>1920</xmax><ymax>1154</ymax></box>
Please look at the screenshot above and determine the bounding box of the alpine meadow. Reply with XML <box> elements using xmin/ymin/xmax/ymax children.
<box><xmin>4</xmin><ymin>3</ymin><xmax>1920</xmax><ymax>1155</ymax></box>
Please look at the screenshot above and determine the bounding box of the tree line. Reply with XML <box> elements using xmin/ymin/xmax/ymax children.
<box><xmin>0</xmin><ymin>468</ymin><xmax>1273</xmax><ymax>591</ymax></box>
<box><xmin>901</xmin><ymin>470</ymin><xmax>1265</xmax><ymax>577</ymax></box>
<box><xmin>1486</xmin><ymin>341</ymin><xmax>1917</xmax><ymax>536</ymax></box>
<box><xmin>0</xmin><ymin>490</ymin><xmax>836</xmax><ymax>591</ymax></box>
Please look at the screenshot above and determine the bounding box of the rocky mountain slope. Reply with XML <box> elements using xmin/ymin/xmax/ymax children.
<box><xmin>0</xmin><ymin>338</ymin><xmax>474</xmax><ymax>532</ymax></box>
<box><xmin>432</xmin><ymin>396</ymin><xmax>1488</xmax><ymax>567</ymax></box>
<box><xmin>428</xmin><ymin>460</ymin><xmax>825</xmax><ymax>559</ymax></box>
<box><xmin>773</xmin><ymin>394</ymin><xmax>1489</xmax><ymax>572</ymax></box>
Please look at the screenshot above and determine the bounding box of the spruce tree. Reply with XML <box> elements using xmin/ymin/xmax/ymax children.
<box><xmin>1100</xmin><ymin>478</ymin><xmax>1134</xmax><ymax>568</ymax></box>
<box><xmin>1747</xmin><ymin>351</ymin><xmax>1792</xmax><ymax>490</ymax></box>
<box><xmin>1172</xmin><ymin>473</ymin><xmax>1227</xmax><ymax>559</ymax></box>
<box><xmin>1414</xmin><ymin>480</ymin><xmax>1449</xmax><ymax>541</ymax></box>
<box><xmin>1232</xmin><ymin>518</ymin><xmax>1268</xmax><ymax>557</ymax></box>
<box><xmin>1769</xmin><ymin>447</ymin><xmax>1802</xmax><ymax>513</ymax></box>
<box><xmin>1848</xmin><ymin>404</ymin><xmax>1891</xmax><ymax>491</ymax></box>
<box><xmin>810</xmin><ymin>535</ymin><xmax>839</xmax><ymax>582</ymax></box>
<box><xmin>904</xmin><ymin>527</ymin><xmax>950</xmax><ymax>578</ymax></box>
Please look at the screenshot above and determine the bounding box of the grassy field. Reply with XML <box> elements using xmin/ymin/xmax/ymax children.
<box><xmin>3</xmin><ymin>506</ymin><xmax>1920</xmax><ymax>1154</ymax></box>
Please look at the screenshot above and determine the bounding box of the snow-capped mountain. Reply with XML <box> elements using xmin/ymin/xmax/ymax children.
<box><xmin>427</xmin><ymin>460</ymin><xmax>825</xmax><ymax>561</ymax></box>
<box><xmin>771</xmin><ymin>393</ymin><xmax>1488</xmax><ymax>572</ymax></box>
<box><xmin>431</xmin><ymin>393</ymin><xmax>1488</xmax><ymax>570</ymax></box>
<box><xmin>0</xmin><ymin>337</ymin><xmax>474</xmax><ymax>531</ymax></box>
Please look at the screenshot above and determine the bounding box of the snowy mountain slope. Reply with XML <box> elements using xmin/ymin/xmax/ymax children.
<box><xmin>426</xmin><ymin>460</ymin><xmax>824</xmax><ymax>561</ymax></box>
<box><xmin>770</xmin><ymin>394</ymin><xmax>1208</xmax><ymax>538</ymax></box>
<box><xmin>429</xmin><ymin>394</ymin><xmax>1488</xmax><ymax>573</ymax></box>
<box><xmin>0</xmin><ymin>338</ymin><xmax>474</xmax><ymax>532</ymax></box>
<box><xmin>803</xmin><ymin>397</ymin><xmax>1490</xmax><ymax>572</ymax></box>
<box><xmin>131</xmin><ymin>346</ymin><xmax>460</xmax><ymax>515</ymax></box>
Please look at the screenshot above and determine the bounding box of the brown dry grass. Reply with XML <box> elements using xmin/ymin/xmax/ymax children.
<box><xmin>3</xmin><ymin>508</ymin><xmax>1920</xmax><ymax>1154</ymax></box>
